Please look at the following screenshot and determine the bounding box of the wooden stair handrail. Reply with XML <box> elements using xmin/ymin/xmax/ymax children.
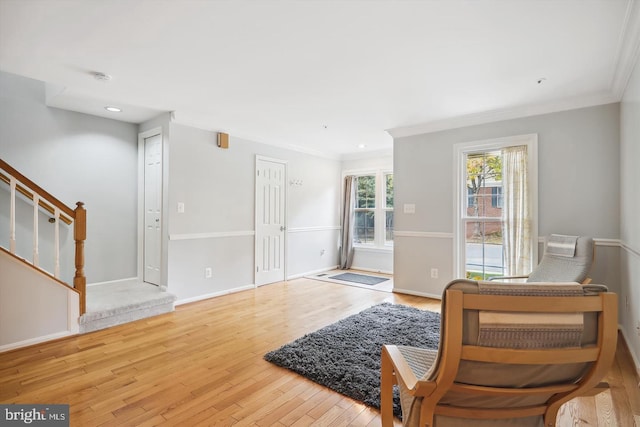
<box><xmin>0</xmin><ymin>158</ymin><xmax>87</xmax><ymax>315</ymax></box>
<box><xmin>0</xmin><ymin>159</ymin><xmax>75</xmax><ymax>222</ymax></box>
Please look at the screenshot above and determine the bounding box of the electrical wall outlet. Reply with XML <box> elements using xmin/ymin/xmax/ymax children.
<box><xmin>205</xmin><ymin>267</ymin><xmax>212</xmax><ymax>279</ymax></box>
<box><xmin>431</xmin><ymin>268</ymin><xmax>438</xmax><ymax>279</ymax></box>
<box><xmin>403</xmin><ymin>203</ymin><xmax>416</xmax><ymax>214</ymax></box>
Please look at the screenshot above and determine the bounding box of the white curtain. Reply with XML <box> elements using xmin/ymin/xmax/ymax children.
<box><xmin>340</xmin><ymin>176</ymin><xmax>355</xmax><ymax>269</ymax></box>
<box><xmin>501</xmin><ymin>145</ymin><xmax>532</xmax><ymax>276</ymax></box>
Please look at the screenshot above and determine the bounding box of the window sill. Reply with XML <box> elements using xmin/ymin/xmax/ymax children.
<box><xmin>353</xmin><ymin>245</ymin><xmax>394</xmax><ymax>254</ymax></box>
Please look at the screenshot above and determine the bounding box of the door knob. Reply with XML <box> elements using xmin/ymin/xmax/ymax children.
<box><xmin>280</xmin><ymin>226</ymin><xmax>286</xmax><ymax>231</ymax></box>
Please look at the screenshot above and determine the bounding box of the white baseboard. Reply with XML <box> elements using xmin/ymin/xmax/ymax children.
<box><xmin>392</xmin><ymin>287</ymin><xmax>442</xmax><ymax>300</ymax></box>
<box><xmin>288</xmin><ymin>265</ymin><xmax>339</xmax><ymax>280</ymax></box>
<box><xmin>619</xmin><ymin>325</ymin><xmax>640</xmax><ymax>379</ymax></box>
<box><xmin>350</xmin><ymin>266</ymin><xmax>393</xmax><ymax>275</ymax></box>
<box><xmin>0</xmin><ymin>330</ymin><xmax>76</xmax><ymax>353</ymax></box>
<box><xmin>87</xmin><ymin>277</ymin><xmax>138</xmax><ymax>287</ymax></box>
<box><xmin>174</xmin><ymin>284</ymin><xmax>255</xmax><ymax>306</ymax></box>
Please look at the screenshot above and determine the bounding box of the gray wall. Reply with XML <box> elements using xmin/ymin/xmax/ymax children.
<box><xmin>0</xmin><ymin>71</ymin><xmax>139</xmax><ymax>283</ymax></box>
<box><xmin>620</xmin><ymin>56</ymin><xmax>640</xmax><ymax>372</ymax></box>
<box><xmin>393</xmin><ymin>103</ymin><xmax>621</xmax><ymax>298</ymax></box>
<box><xmin>163</xmin><ymin>123</ymin><xmax>342</xmax><ymax>302</ymax></box>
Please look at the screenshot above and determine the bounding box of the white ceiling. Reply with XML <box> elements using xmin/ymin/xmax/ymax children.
<box><xmin>1</xmin><ymin>0</ymin><xmax>638</xmax><ymax>158</ymax></box>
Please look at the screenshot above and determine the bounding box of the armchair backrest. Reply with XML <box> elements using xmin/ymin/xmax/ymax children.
<box><xmin>527</xmin><ymin>235</ymin><xmax>594</xmax><ymax>283</ymax></box>
<box><xmin>423</xmin><ymin>279</ymin><xmax>617</xmax><ymax>426</ymax></box>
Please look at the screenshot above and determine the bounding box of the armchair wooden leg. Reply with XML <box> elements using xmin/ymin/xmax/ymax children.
<box><xmin>381</xmin><ymin>346</ymin><xmax>395</xmax><ymax>427</ymax></box>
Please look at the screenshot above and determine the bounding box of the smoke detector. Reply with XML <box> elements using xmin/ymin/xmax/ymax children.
<box><xmin>92</xmin><ymin>72</ymin><xmax>112</xmax><ymax>81</ymax></box>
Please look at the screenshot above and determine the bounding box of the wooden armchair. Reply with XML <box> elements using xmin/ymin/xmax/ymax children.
<box><xmin>381</xmin><ymin>279</ymin><xmax>618</xmax><ymax>427</ymax></box>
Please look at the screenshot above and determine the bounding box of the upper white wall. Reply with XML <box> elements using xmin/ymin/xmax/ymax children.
<box><xmin>393</xmin><ymin>103</ymin><xmax>621</xmax><ymax>297</ymax></box>
<box><xmin>168</xmin><ymin>124</ymin><xmax>342</xmax><ymax>235</ymax></box>
<box><xmin>0</xmin><ymin>71</ymin><xmax>139</xmax><ymax>283</ymax></box>
<box><xmin>620</xmin><ymin>54</ymin><xmax>640</xmax><ymax>373</ymax></box>
<box><xmin>621</xmin><ymin>63</ymin><xmax>640</xmax><ymax>252</ymax></box>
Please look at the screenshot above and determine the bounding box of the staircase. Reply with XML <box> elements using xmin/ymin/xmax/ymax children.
<box><xmin>0</xmin><ymin>158</ymin><xmax>176</xmax><ymax>350</ymax></box>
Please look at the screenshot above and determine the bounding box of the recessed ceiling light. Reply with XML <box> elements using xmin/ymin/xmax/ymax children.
<box><xmin>105</xmin><ymin>106</ymin><xmax>122</xmax><ymax>112</ymax></box>
<box><xmin>357</xmin><ymin>144</ymin><xmax>367</xmax><ymax>149</ymax></box>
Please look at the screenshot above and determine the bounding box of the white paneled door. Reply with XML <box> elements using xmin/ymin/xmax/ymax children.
<box><xmin>255</xmin><ymin>157</ymin><xmax>286</xmax><ymax>286</ymax></box>
<box><xmin>144</xmin><ymin>133</ymin><xmax>162</xmax><ymax>286</ymax></box>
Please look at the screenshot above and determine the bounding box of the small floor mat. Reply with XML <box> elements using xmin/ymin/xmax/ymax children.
<box><xmin>329</xmin><ymin>272</ymin><xmax>388</xmax><ymax>285</ymax></box>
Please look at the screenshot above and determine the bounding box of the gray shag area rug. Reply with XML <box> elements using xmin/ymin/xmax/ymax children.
<box><xmin>264</xmin><ymin>303</ymin><xmax>441</xmax><ymax>418</ymax></box>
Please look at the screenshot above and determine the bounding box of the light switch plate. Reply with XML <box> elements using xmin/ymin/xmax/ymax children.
<box><xmin>403</xmin><ymin>203</ymin><xmax>416</xmax><ymax>214</ymax></box>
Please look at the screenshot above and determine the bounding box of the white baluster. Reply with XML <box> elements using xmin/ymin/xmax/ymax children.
<box><xmin>9</xmin><ymin>178</ymin><xmax>16</xmax><ymax>253</ymax></box>
<box><xmin>54</xmin><ymin>207</ymin><xmax>60</xmax><ymax>278</ymax></box>
<box><xmin>33</xmin><ymin>193</ymin><xmax>39</xmax><ymax>266</ymax></box>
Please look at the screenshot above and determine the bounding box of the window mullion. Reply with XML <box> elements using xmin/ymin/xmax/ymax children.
<box><xmin>375</xmin><ymin>171</ymin><xmax>382</xmax><ymax>247</ymax></box>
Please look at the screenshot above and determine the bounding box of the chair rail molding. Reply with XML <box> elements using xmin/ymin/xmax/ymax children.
<box><xmin>620</xmin><ymin>240</ymin><xmax>640</xmax><ymax>258</ymax></box>
<box><xmin>393</xmin><ymin>232</ymin><xmax>624</xmax><ymax>251</ymax></box>
<box><xmin>287</xmin><ymin>226</ymin><xmax>341</xmax><ymax>233</ymax></box>
<box><xmin>169</xmin><ymin>230</ymin><xmax>255</xmax><ymax>241</ymax></box>
<box><xmin>393</xmin><ymin>231</ymin><xmax>454</xmax><ymax>239</ymax></box>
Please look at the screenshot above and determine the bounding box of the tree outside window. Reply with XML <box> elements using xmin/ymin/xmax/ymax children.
<box><xmin>355</xmin><ymin>175</ymin><xmax>376</xmax><ymax>244</ymax></box>
<box><xmin>465</xmin><ymin>151</ymin><xmax>503</xmax><ymax>279</ymax></box>
<box><xmin>385</xmin><ymin>173</ymin><xmax>393</xmax><ymax>243</ymax></box>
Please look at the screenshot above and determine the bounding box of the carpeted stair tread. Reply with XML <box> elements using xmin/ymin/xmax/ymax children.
<box><xmin>80</xmin><ymin>293</ymin><xmax>176</xmax><ymax>323</ymax></box>
<box><xmin>79</xmin><ymin>282</ymin><xmax>177</xmax><ymax>333</ymax></box>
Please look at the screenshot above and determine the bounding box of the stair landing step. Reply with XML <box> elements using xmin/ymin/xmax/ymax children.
<box><xmin>80</xmin><ymin>281</ymin><xmax>177</xmax><ymax>333</ymax></box>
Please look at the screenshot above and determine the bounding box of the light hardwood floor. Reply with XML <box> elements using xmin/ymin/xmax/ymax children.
<box><xmin>1</xmin><ymin>278</ymin><xmax>638</xmax><ymax>426</ymax></box>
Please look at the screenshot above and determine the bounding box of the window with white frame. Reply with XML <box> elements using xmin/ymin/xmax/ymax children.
<box><xmin>352</xmin><ymin>171</ymin><xmax>393</xmax><ymax>247</ymax></box>
<box><xmin>454</xmin><ymin>135</ymin><xmax>538</xmax><ymax>280</ymax></box>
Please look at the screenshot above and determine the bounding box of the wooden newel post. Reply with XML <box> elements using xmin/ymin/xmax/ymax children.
<box><xmin>73</xmin><ymin>202</ymin><xmax>87</xmax><ymax>315</ymax></box>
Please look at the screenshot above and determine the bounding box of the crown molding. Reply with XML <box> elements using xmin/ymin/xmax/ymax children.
<box><xmin>612</xmin><ymin>0</ymin><xmax>640</xmax><ymax>99</ymax></box>
<box><xmin>340</xmin><ymin>147</ymin><xmax>393</xmax><ymax>162</ymax></box>
<box><xmin>386</xmin><ymin>91</ymin><xmax>617</xmax><ymax>139</ymax></box>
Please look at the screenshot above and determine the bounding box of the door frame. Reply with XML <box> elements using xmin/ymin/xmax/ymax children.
<box><xmin>137</xmin><ymin>127</ymin><xmax>167</xmax><ymax>288</ymax></box>
<box><xmin>254</xmin><ymin>155</ymin><xmax>288</xmax><ymax>287</ymax></box>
